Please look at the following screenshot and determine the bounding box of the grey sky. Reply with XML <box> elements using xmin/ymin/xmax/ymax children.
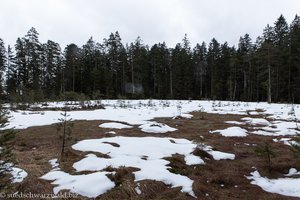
<box><xmin>0</xmin><ymin>0</ymin><xmax>299</xmax><ymax>49</ymax></box>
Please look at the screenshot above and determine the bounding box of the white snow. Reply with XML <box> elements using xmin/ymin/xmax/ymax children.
<box><xmin>99</xmin><ymin>122</ymin><xmax>133</xmax><ymax>129</ymax></box>
<box><xmin>273</xmin><ymin>138</ymin><xmax>292</xmax><ymax>145</ymax></box>
<box><xmin>247</xmin><ymin>170</ymin><xmax>300</xmax><ymax>198</ymax></box>
<box><xmin>49</xmin><ymin>159</ymin><xmax>60</xmax><ymax>171</ymax></box>
<box><xmin>225</xmin><ymin>121</ymin><xmax>244</xmax><ymax>125</ymax></box>
<box><xmin>5</xmin><ymin>100</ymin><xmax>299</xmax><ymax>130</ymax></box>
<box><xmin>205</xmin><ymin>149</ymin><xmax>235</xmax><ymax>160</ymax></box>
<box><xmin>11</xmin><ymin>167</ymin><xmax>28</xmax><ymax>183</ymax></box>
<box><xmin>0</xmin><ymin>162</ymin><xmax>28</xmax><ymax>183</ymax></box>
<box><xmin>252</xmin><ymin>121</ymin><xmax>300</xmax><ymax>136</ymax></box>
<box><xmin>242</xmin><ymin>117</ymin><xmax>270</xmax><ymax>126</ymax></box>
<box><xmin>41</xmin><ymin>171</ymin><xmax>115</xmax><ymax>198</ymax></box>
<box><xmin>105</xmin><ymin>131</ymin><xmax>116</xmax><ymax>134</ymax></box>
<box><xmin>139</xmin><ymin>122</ymin><xmax>177</xmax><ymax>133</ymax></box>
<box><xmin>72</xmin><ymin>136</ymin><xmax>202</xmax><ymax>196</ymax></box>
<box><xmin>249</xmin><ymin>111</ymin><xmax>260</xmax><ymax>115</ymax></box>
<box><xmin>4</xmin><ymin>99</ymin><xmax>300</xmax><ymax>197</ymax></box>
<box><xmin>210</xmin><ymin>127</ymin><xmax>248</xmax><ymax>137</ymax></box>
<box><xmin>135</xmin><ymin>186</ymin><xmax>142</xmax><ymax>195</ymax></box>
<box><xmin>198</xmin><ymin>144</ymin><xmax>235</xmax><ymax>160</ymax></box>
<box><xmin>285</xmin><ymin>168</ymin><xmax>300</xmax><ymax>177</ymax></box>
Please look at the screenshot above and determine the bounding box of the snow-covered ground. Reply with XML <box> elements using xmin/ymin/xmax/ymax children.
<box><xmin>5</xmin><ymin>100</ymin><xmax>300</xmax><ymax>130</ymax></box>
<box><xmin>41</xmin><ymin>136</ymin><xmax>234</xmax><ymax>198</ymax></box>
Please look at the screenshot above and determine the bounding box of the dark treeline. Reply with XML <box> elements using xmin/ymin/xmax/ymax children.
<box><xmin>0</xmin><ymin>14</ymin><xmax>299</xmax><ymax>103</ymax></box>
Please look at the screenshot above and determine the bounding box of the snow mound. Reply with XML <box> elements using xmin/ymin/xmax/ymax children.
<box><xmin>242</xmin><ymin>117</ymin><xmax>270</xmax><ymax>126</ymax></box>
<box><xmin>225</xmin><ymin>121</ymin><xmax>244</xmax><ymax>125</ymax></box>
<box><xmin>247</xmin><ymin>170</ymin><xmax>300</xmax><ymax>198</ymax></box>
<box><xmin>210</xmin><ymin>127</ymin><xmax>248</xmax><ymax>137</ymax></box>
<box><xmin>49</xmin><ymin>159</ymin><xmax>60</xmax><ymax>171</ymax></box>
<box><xmin>99</xmin><ymin>122</ymin><xmax>133</xmax><ymax>129</ymax></box>
<box><xmin>41</xmin><ymin>171</ymin><xmax>115</xmax><ymax>198</ymax></box>
<box><xmin>203</xmin><ymin>146</ymin><xmax>235</xmax><ymax>160</ymax></box>
<box><xmin>11</xmin><ymin>167</ymin><xmax>28</xmax><ymax>183</ymax></box>
<box><xmin>139</xmin><ymin>122</ymin><xmax>177</xmax><ymax>133</ymax></box>
<box><xmin>252</xmin><ymin>121</ymin><xmax>300</xmax><ymax>136</ymax></box>
<box><xmin>285</xmin><ymin>168</ymin><xmax>300</xmax><ymax>177</ymax></box>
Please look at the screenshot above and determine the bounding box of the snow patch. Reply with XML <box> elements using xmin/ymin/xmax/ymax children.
<box><xmin>49</xmin><ymin>159</ymin><xmax>60</xmax><ymax>171</ymax></box>
<box><xmin>247</xmin><ymin>170</ymin><xmax>300</xmax><ymax>198</ymax></box>
<box><xmin>225</xmin><ymin>121</ymin><xmax>244</xmax><ymax>125</ymax></box>
<box><xmin>139</xmin><ymin>122</ymin><xmax>177</xmax><ymax>133</ymax></box>
<box><xmin>11</xmin><ymin>167</ymin><xmax>28</xmax><ymax>183</ymax></box>
<box><xmin>199</xmin><ymin>145</ymin><xmax>235</xmax><ymax>160</ymax></box>
<box><xmin>135</xmin><ymin>186</ymin><xmax>142</xmax><ymax>195</ymax></box>
<box><xmin>72</xmin><ymin>136</ymin><xmax>202</xmax><ymax>196</ymax></box>
<box><xmin>285</xmin><ymin>168</ymin><xmax>300</xmax><ymax>177</ymax></box>
<box><xmin>99</xmin><ymin>122</ymin><xmax>133</xmax><ymax>129</ymax></box>
<box><xmin>41</xmin><ymin>171</ymin><xmax>115</xmax><ymax>198</ymax></box>
<box><xmin>210</xmin><ymin>127</ymin><xmax>248</xmax><ymax>137</ymax></box>
<box><xmin>242</xmin><ymin>117</ymin><xmax>270</xmax><ymax>126</ymax></box>
<box><xmin>105</xmin><ymin>131</ymin><xmax>116</xmax><ymax>134</ymax></box>
<box><xmin>252</xmin><ymin>121</ymin><xmax>300</xmax><ymax>136</ymax></box>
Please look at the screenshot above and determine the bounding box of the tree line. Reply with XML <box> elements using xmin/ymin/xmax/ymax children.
<box><xmin>0</xmin><ymin>14</ymin><xmax>299</xmax><ymax>103</ymax></box>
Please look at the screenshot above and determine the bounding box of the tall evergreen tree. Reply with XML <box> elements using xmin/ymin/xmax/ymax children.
<box><xmin>24</xmin><ymin>27</ymin><xmax>42</xmax><ymax>93</ymax></box>
<box><xmin>149</xmin><ymin>42</ymin><xmax>170</xmax><ymax>98</ymax></box>
<box><xmin>273</xmin><ymin>15</ymin><xmax>289</xmax><ymax>101</ymax></box>
<box><xmin>0</xmin><ymin>38</ymin><xmax>6</xmax><ymax>98</ymax></box>
<box><xmin>193</xmin><ymin>42</ymin><xmax>207</xmax><ymax>98</ymax></box>
<box><xmin>104</xmin><ymin>32</ymin><xmax>127</xmax><ymax>97</ymax></box>
<box><xmin>289</xmin><ymin>15</ymin><xmax>300</xmax><ymax>102</ymax></box>
<box><xmin>42</xmin><ymin>40</ymin><xmax>63</xmax><ymax>98</ymax></box>
<box><xmin>207</xmin><ymin>38</ymin><xmax>221</xmax><ymax>99</ymax></box>
<box><xmin>237</xmin><ymin>34</ymin><xmax>253</xmax><ymax>101</ymax></box>
<box><xmin>64</xmin><ymin>44</ymin><xmax>81</xmax><ymax>93</ymax></box>
<box><xmin>127</xmin><ymin>37</ymin><xmax>148</xmax><ymax>97</ymax></box>
<box><xmin>6</xmin><ymin>45</ymin><xmax>18</xmax><ymax>98</ymax></box>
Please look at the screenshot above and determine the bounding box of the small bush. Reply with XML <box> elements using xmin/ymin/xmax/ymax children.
<box><xmin>255</xmin><ymin>142</ymin><xmax>275</xmax><ymax>172</ymax></box>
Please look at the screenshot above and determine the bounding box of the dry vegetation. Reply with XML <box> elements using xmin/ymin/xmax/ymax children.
<box><xmin>3</xmin><ymin>112</ymin><xmax>300</xmax><ymax>199</ymax></box>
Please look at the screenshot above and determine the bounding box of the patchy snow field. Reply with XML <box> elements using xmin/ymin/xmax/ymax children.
<box><xmin>41</xmin><ymin>136</ymin><xmax>234</xmax><ymax>197</ymax></box>
<box><xmin>5</xmin><ymin>100</ymin><xmax>300</xmax><ymax>130</ymax></box>
<box><xmin>3</xmin><ymin>100</ymin><xmax>300</xmax><ymax>198</ymax></box>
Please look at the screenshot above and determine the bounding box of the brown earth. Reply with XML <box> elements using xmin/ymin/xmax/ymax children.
<box><xmin>3</xmin><ymin>111</ymin><xmax>300</xmax><ymax>200</ymax></box>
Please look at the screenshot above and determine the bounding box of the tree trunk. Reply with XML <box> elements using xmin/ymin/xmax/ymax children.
<box><xmin>131</xmin><ymin>62</ymin><xmax>134</xmax><ymax>95</ymax></box>
<box><xmin>267</xmin><ymin>44</ymin><xmax>272</xmax><ymax>103</ymax></box>
<box><xmin>268</xmin><ymin>64</ymin><xmax>272</xmax><ymax>103</ymax></box>
<box><xmin>170</xmin><ymin>68</ymin><xmax>173</xmax><ymax>98</ymax></box>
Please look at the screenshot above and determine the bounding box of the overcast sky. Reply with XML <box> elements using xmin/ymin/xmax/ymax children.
<box><xmin>0</xmin><ymin>0</ymin><xmax>299</xmax><ymax>49</ymax></box>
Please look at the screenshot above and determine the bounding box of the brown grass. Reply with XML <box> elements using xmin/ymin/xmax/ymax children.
<box><xmin>2</xmin><ymin>111</ymin><xmax>299</xmax><ymax>199</ymax></box>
